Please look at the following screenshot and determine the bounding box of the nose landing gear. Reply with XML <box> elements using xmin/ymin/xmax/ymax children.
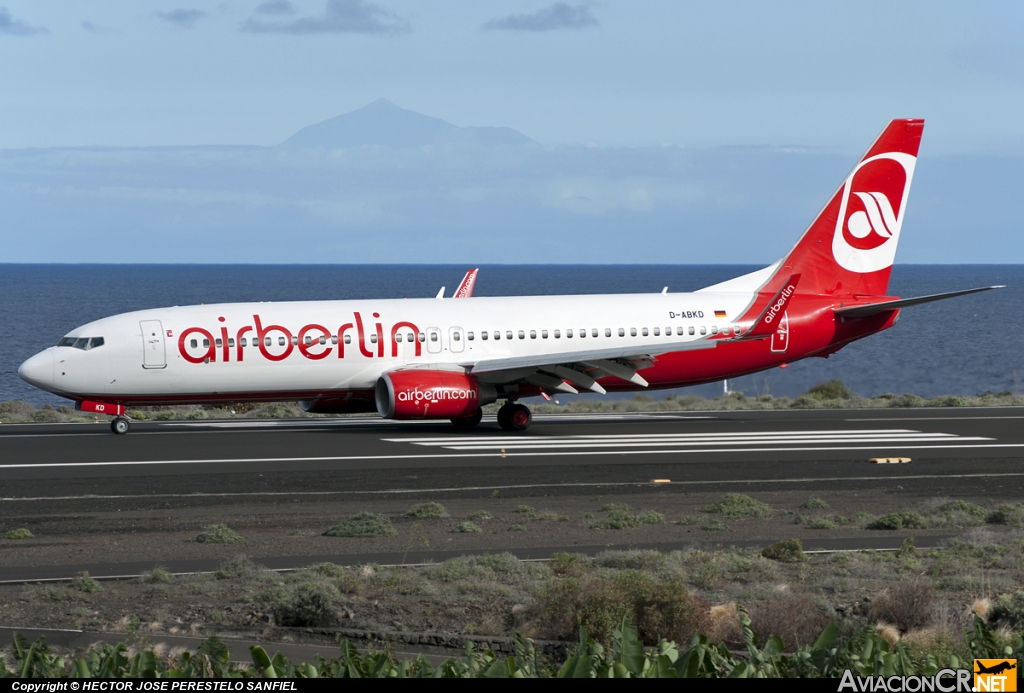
<box><xmin>497</xmin><ymin>402</ymin><xmax>532</xmax><ymax>431</ymax></box>
<box><xmin>110</xmin><ymin>416</ymin><xmax>131</xmax><ymax>435</ymax></box>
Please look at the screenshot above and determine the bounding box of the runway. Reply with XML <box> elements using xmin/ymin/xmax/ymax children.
<box><xmin>2</xmin><ymin>407</ymin><xmax>1023</xmax><ymax>583</ymax></box>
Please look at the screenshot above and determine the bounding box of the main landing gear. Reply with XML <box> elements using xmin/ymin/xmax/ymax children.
<box><xmin>497</xmin><ymin>403</ymin><xmax>532</xmax><ymax>432</ymax></box>
<box><xmin>110</xmin><ymin>416</ymin><xmax>131</xmax><ymax>435</ymax></box>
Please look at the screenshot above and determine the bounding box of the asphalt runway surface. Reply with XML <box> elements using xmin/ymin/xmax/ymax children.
<box><xmin>2</xmin><ymin>407</ymin><xmax>1023</xmax><ymax>581</ymax></box>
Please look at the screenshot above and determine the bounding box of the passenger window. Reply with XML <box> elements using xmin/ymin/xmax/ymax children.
<box><xmin>494</xmin><ymin>331</ymin><xmax>501</xmax><ymax>340</ymax></box>
<box><xmin>265</xmin><ymin>336</ymin><xmax>272</xmax><ymax>347</ymax></box>
<box><xmin>320</xmin><ymin>335</ymin><xmax>327</xmax><ymax>345</ymax></box>
<box><xmin>203</xmin><ymin>339</ymin><xmax>211</xmax><ymax>348</ymax></box>
<box><xmin>228</xmin><ymin>338</ymin><xmax>235</xmax><ymax>348</ymax></box>
<box><xmin>630</xmin><ymin>328</ymin><xmax>637</xmax><ymax>337</ymax></box>
<box><xmin>605</xmin><ymin>328</ymin><xmax>611</xmax><ymax>337</ymax></box>
<box><xmin>304</xmin><ymin>335</ymin><xmax>313</xmax><ymax>345</ymax></box>
<box><xmin>396</xmin><ymin>333</ymin><xmax>403</xmax><ymax>342</ymax></box>
<box><xmin>518</xmin><ymin>330</ymin><xmax>525</xmax><ymax>340</ymax></box>
<box><xmin>579</xmin><ymin>329</ymin><xmax>586</xmax><ymax>338</ymax></box>
<box><xmin>241</xmin><ymin>338</ymin><xmax>248</xmax><ymax>347</ymax></box>
<box><xmin>711</xmin><ymin>326</ymin><xmax>718</xmax><ymax>335</ymax></box>
<box><xmin>618</xmin><ymin>328</ymin><xmax>625</xmax><ymax>337</ymax></box>
<box><xmin>481</xmin><ymin>331</ymin><xmax>488</xmax><ymax>341</ymax></box>
<box><xmin>507</xmin><ymin>331</ymin><xmax>513</xmax><ymax>340</ymax></box>
<box><xmin>642</xmin><ymin>328</ymin><xmax>649</xmax><ymax>336</ymax></box>
<box><xmin>689</xmin><ymin>326</ymin><xmax>695</xmax><ymax>335</ymax></box>
<box><xmin>530</xmin><ymin>330</ymin><xmax>536</xmax><ymax>339</ymax></box>
<box><xmin>430</xmin><ymin>332</ymin><xmax>438</xmax><ymax>342</ymax></box>
<box><xmin>406</xmin><ymin>333</ymin><xmax>413</xmax><ymax>342</ymax></box>
<box><xmin>453</xmin><ymin>332</ymin><xmax>460</xmax><ymax>341</ymax></box>
<box><xmin>567</xmin><ymin>329</ymin><xmax>573</xmax><ymax>338</ymax></box>
<box><xmin>542</xmin><ymin>330</ymin><xmax>548</xmax><ymax>339</ymax></box>
<box><xmin>280</xmin><ymin>337</ymin><xmax>288</xmax><ymax>346</ymax></box>
<box><xmin>554</xmin><ymin>330</ymin><xmax>561</xmax><ymax>338</ymax></box>
<box><xmin>592</xmin><ymin>328</ymin><xmax>598</xmax><ymax>338</ymax></box>
<box><xmin>653</xmin><ymin>327</ymin><xmax>660</xmax><ymax>336</ymax></box>
<box><xmin>468</xmin><ymin>332</ymin><xmax>474</xmax><ymax>340</ymax></box>
<box><xmin>345</xmin><ymin>335</ymin><xmax>353</xmax><ymax>344</ymax></box>
<box><xmin>190</xmin><ymin>339</ymin><xmax>198</xmax><ymax>349</ymax></box>
<box><xmin>291</xmin><ymin>336</ymin><xmax>299</xmax><ymax>345</ymax></box>
<box><xmin>677</xmin><ymin>326</ymin><xmax>683</xmax><ymax>336</ymax></box>
<box><xmin>700</xmin><ymin>326</ymin><xmax>707</xmax><ymax>335</ymax></box>
<box><xmin>418</xmin><ymin>333</ymin><xmax>425</xmax><ymax>342</ymax></box>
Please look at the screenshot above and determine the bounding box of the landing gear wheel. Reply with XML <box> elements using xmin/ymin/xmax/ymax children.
<box><xmin>498</xmin><ymin>403</ymin><xmax>531</xmax><ymax>432</ymax></box>
<box><xmin>451</xmin><ymin>409</ymin><xmax>483</xmax><ymax>429</ymax></box>
<box><xmin>110</xmin><ymin>416</ymin><xmax>130</xmax><ymax>435</ymax></box>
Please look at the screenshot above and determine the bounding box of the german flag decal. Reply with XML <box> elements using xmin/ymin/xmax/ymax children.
<box><xmin>714</xmin><ymin>310</ymin><xmax>727</xmax><ymax>318</ymax></box>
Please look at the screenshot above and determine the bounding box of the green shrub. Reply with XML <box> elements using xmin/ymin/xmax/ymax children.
<box><xmin>677</xmin><ymin>515</ymin><xmax>700</xmax><ymax>526</ymax></box>
<box><xmin>141</xmin><ymin>567</ymin><xmax>173</xmax><ymax>584</ymax></box>
<box><xmin>941</xmin><ymin>395</ymin><xmax>968</xmax><ymax>407</ymax></box>
<box><xmin>275</xmin><ymin>582</ymin><xmax>338</xmax><ymax>626</ymax></box>
<box><xmin>407</xmin><ymin>502</ymin><xmax>446</xmax><ymax>518</ymax></box>
<box><xmin>990</xmin><ymin>591</ymin><xmax>1024</xmax><ymax>630</ymax></box>
<box><xmin>703</xmin><ymin>493</ymin><xmax>771</xmax><ymax>519</ymax></box>
<box><xmin>507</xmin><ymin>524</ymin><xmax>525</xmax><ymax>532</ymax></box>
<box><xmin>190</xmin><ymin>524</ymin><xmax>243</xmax><ymax>544</ymax></box>
<box><xmin>809</xmin><ymin>520</ymin><xmax>837</xmax><ymax>530</ymax></box>
<box><xmin>806</xmin><ymin>379</ymin><xmax>851</xmax><ymax>400</ymax></box>
<box><xmin>801</xmin><ymin>498</ymin><xmax>829</xmax><ymax>510</ymax></box>
<box><xmin>324</xmin><ymin>513</ymin><xmax>396</xmax><ymax>538</ymax></box>
<box><xmin>550</xmin><ymin>553</ymin><xmax>587</xmax><ymax>577</ymax></box>
<box><xmin>591</xmin><ymin>508</ymin><xmax>664</xmax><ymax>530</ymax></box>
<box><xmin>867</xmin><ymin>512</ymin><xmax>928</xmax><ymax>530</ymax></box>
<box><xmin>987</xmin><ymin>504</ymin><xmax>1024</xmax><ymax>527</ymax></box>
<box><xmin>700</xmin><ymin>520</ymin><xmax>728</xmax><ymax>531</ymax></box>
<box><xmin>182</xmin><ymin>408</ymin><xmax>207</xmax><ymax>420</ymax></box>
<box><xmin>468</xmin><ymin>511</ymin><xmax>492</xmax><ymax>521</ymax></box>
<box><xmin>4</xmin><ymin>528</ymin><xmax>33</xmax><ymax>539</ymax></box>
<box><xmin>71</xmin><ymin>572</ymin><xmax>103</xmax><ymax>593</ymax></box>
<box><xmin>514</xmin><ymin>505</ymin><xmax>537</xmax><ymax>518</ymax></box>
<box><xmin>889</xmin><ymin>393</ymin><xmax>924</xmax><ymax>408</ymax></box>
<box><xmin>761</xmin><ymin>539</ymin><xmax>806</xmax><ymax>563</ymax></box>
<box><xmin>127</xmin><ymin>410</ymin><xmax>148</xmax><ymax>420</ymax></box>
<box><xmin>532</xmin><ymin>570</ymin><xmax>706</xmax><ymax>646</ymax></box>
<box><xmin>454</xmin><ymin>521</ymin><xmax>481</xmax><ymax>534</ymax></box>
<box><xmin>31</xmin><ymin>408</ymin><xmax>62</xmax><ymax>423</ymax></box>
<box><xmin>900</xmin><ymin>512</ymin><xmax>928</xmax><ymax>529</ymax></box>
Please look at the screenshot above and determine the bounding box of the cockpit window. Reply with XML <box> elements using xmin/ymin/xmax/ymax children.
<box><xmin>58</xmin><ymin>336</ymin><xmax>105</xmax><ymax>351</ymax></box>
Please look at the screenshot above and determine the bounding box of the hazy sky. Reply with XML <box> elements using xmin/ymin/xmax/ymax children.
<box><xmin>2</xmin><ymin>1</ymin><xmax>1023</xmax><ymax>153</ymax></box>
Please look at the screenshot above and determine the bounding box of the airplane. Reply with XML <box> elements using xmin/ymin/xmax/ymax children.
<box><xmin>19</xmin><ymin>119</ymin><xmax>1003</xmax><ymax>435</ymax></box>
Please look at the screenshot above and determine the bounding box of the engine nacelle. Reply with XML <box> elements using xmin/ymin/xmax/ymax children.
<box><xmin>375</xmin><ymin>370</ymin><xmax>496</xmax><ymax>420</ymax></box>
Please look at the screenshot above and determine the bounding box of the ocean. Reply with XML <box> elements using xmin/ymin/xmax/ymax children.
<box><xmin>0</xmin><ymin>264</ymin><xmax>1020</xmax><ymax>407</ymax></box>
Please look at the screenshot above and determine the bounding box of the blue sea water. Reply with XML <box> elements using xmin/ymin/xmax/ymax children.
<box><xmin>0</xmin><ymin>264</ymin><xmax>1020</xmax><ymax>407</ymax></box>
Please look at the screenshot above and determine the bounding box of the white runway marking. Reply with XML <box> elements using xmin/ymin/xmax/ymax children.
<box><xmin>385</xmin><ymin>429</ymin><xmax>991</xmax><ymax>451</ymax></box>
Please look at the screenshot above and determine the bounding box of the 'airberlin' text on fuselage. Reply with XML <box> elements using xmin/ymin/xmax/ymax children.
<box><xmin>177</xmin><ymin>313</ymin><xmax>421</xmax><ymax>364</ymax></box>
<box><xmin>764</xmin><ymin>285</ymin><xmax>796</xmax><ymax>325</ymax></box>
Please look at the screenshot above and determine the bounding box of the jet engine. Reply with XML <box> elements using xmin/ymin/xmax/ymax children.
<box><xmin>375</xmin><ymin>370</ymin><xmax>496</xmax><ymax>420</ymax></box>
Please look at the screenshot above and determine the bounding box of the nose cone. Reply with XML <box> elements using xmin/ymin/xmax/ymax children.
<box><xmin>19</xmin><ymin>349</ymin><xmax>54</xmax><ymax>390</ymax></box>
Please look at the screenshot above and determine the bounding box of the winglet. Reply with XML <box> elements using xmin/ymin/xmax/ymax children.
<box><xmin>435</xmin><ymin>286</ymin><xmax>445</xmax><ymax>299</ymax></box>
<box><xmin>454</xmin><ymin>268</ymin><xmax>479</xmax><ymax>298</ymax></box>
<box><xmin>740</xmin><ymin>274</ymin><xmax>801</xmax><ymax>339</ymax></box>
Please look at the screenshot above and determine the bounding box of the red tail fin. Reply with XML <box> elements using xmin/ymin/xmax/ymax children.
<box><xmin>767</xmin><ymin>119</ymin><xmax>923</xmax><ymax>298</ymax></box>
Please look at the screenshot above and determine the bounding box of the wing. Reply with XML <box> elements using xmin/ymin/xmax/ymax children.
<box><xmin>453</xmin><ymin>338</ymin><xmax>717</xmax><ymax>395</ymax></box>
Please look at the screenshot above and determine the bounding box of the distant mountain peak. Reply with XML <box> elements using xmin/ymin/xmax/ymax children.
<box><xmin>281</xmin><ymin>100</ymin><xmax>535</xmax><ymax>149</ymax></box>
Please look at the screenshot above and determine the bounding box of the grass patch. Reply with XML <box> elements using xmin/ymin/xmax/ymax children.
<box><xmin>677</xmin><ymin>516</ymin><xmax>700</xmax><ymax>526</ymax></box>
<box><xmin>468</xmin><ymin>511</ymin><xmax>492</xmax><ymax>521</ymax></box>
<box><xmin>406</xmin><ymin>502</ymin><xmax>447</xmax><ymax>518</ymax></box>
<box><xmin>507</xmin><ymin>524</ymin><xmax>525</xmax><ymax>532</ymax></box>
<box><xmin>454</xmin><ymin>521</ymin><xmax>482</xmax><ymax>534</ymax></box>
<box><xmin>702</xmin><ymin>494</ymin><xmax>771</xmax><ymax>519</ymax></box>
<box><xmin>189</xmin><ymin>524</ymin><xmax>243</xmax><ymax>544</ymax></box>
<box><xmin>700</xmin><ymin>519</ymin><xmax>729</xmax><ymax>531</ymax></box>
<box><xmin>801</xmin><ymin>498</ymin><xmax>829</xmax><ymax>510</ymax></box>
<box><xmin>71</xmin><ymin>571</ymin><xmax>103</xmax><ymax>593</ymax></box>
<box><xmin>987</xmin><ymin>504</ymin><xmax>1024</xmax><ymax>527</ymax></box>
<box><xmin>761</xmin><ymin>539</ymin><xmax>806</xmax><ymax>563</ymax></box>
<box><xmin>809</xmin><ymin>519</ymin><xmax>837</xmax><ymax>530</ymax></box>
<box><xmin>513</xmin><ymin>505</ymin><xmax>537</xmax><ymax>518</ymax></box>
<box><xmin>590</xmin><ymin>508</ymin><xmax>664</xmax><ymax>530</ymax></box>
<box><xmin>867</xmin><ymin>512</ymin><xmax>929</xmax><ymax>531</ymax></box>
<box><xmin>324</xmin><ymin>513</ymin><xmax>397</xmax><ymax>538</ymax></box>
<box><xmin>4</xmin><ymin>528</ymin><xmax>33</xmax><ymax>539</ymax></box>
<box><xmin>140</xmin><ymin>567</ymin><xmax>173</xmax><ymax>584</ymax></box>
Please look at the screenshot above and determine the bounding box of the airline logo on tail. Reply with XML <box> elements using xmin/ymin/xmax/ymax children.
<box><xmin>832</xmin><ymin>152</ymin><xmax>916</xmax><ymax>273</ymax></box>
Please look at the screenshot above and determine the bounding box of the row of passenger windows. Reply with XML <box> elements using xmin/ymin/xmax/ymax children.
<box><xmin>188</xmin><ymin>325</ymin><xmax>739</xmax><ymax>350</ymax></box>
<box><xmin>56</xmin><ymin>336</ymin><xmax>105</xmax><ymax>350</ymax></box>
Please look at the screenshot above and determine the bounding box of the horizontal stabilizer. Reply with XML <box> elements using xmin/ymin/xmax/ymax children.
<box><xmin>835</xmin><ymin>285</ymin><xmax>1005</xmax><ymax>319</ymax></box>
